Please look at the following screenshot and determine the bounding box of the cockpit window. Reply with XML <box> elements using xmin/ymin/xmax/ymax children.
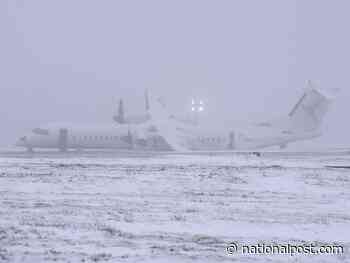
<box><xmin>32</xmin><ymin>128</ymin><xmax>49</xmax><ymax>136</ymax></box>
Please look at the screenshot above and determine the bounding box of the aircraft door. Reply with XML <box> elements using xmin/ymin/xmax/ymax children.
<box><xmin>58</xmin><ymin>128</ymin><xmax>68</xmax><ymax>152</ymax></box>
<box><xmin>127</xmin><ymin>129</ymin><xmax>134</xmax><ymax>149</ymax></box>
<box><xmin>228</xmin><ymin>131</ymin><xmax>235</xmax><ymax>149</ymax></box>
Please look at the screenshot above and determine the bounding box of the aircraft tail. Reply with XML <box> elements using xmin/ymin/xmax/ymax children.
<box><xmin>289</xmin><ymin>81</ymin><xmax>333</xmax><ymax>131</ymax></box>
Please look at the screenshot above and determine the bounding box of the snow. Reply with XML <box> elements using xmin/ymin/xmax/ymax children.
<box><xmin>0</xmin><ymin>152</ymin><xmax>349</xmax><ymax>262</ymax></box>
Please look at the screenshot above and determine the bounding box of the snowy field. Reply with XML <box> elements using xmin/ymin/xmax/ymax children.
<box><xmin>0</xmin><ymin>151</ymin><xmax>350</xmax><ymax>262</ymax></box>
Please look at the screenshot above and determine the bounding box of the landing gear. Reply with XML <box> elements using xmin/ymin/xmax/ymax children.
<box><xmin>252</xmin><ymin>152</ymin><xmax>261</xmax><ymax>157</ymax></box>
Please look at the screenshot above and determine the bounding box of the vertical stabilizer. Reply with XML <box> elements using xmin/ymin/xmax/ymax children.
<box><xmin>289</xmin><ymin>81</ymin><xmax>332</xmax><ymax>131</ymax></box>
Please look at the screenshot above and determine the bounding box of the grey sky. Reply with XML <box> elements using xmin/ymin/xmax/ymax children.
<box><xmin>0</xmin><ymin>1</ymin><xmax>348</xmax><ymax>148</ymax></box>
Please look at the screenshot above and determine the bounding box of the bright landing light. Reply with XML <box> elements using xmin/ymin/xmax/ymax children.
<box><xmin>191</xmin><ymin>99</ymin><xmax>205</xmax><ymax>112</ymax></box>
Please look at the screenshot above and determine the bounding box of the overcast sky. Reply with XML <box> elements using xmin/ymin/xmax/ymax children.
<box><xmin>0</xmin><ymin>1</ymin><xmax>349</xmax><ymax>149</ymax></box>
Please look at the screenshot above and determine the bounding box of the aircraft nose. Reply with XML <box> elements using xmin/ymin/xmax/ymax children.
<box><xmin>15</xmin><ymin>136</ymin><xmax>27</xmax><ymax>147</ymax></box>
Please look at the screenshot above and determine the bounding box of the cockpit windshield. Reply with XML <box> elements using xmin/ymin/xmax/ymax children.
<box><xmin>32</xmin><ymin>128</ymin><xmax>49</xmax><ymax>136</ymax></box>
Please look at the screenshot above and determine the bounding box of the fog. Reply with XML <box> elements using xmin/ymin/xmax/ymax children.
<box><xmin>0</xmin><ymin>0</ymin><xmax>349</xmax><ymax>149</ymax></box>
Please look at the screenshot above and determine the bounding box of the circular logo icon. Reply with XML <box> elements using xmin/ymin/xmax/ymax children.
<box><xmin>227</xmin><ymin>242</ymin><xmax>239</xmax><ymax>255</ymax></box>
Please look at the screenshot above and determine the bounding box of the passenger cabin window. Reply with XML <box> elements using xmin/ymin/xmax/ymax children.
<box><xmin>32</xmin><ymin>128</ymin><xmax>49</xmax><ymax>136</ymax></box>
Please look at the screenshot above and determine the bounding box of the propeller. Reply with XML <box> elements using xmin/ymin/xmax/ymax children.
<box><xmin>113</xmin><ymin>99</ymin><xmax>125</xmax><ymax>124</ymax></box>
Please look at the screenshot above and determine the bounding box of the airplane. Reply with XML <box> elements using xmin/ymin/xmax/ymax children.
<box><xmin>15</xmin><ymin>81</ymin><xmax>334</xmax><ymax>152</ymax></box>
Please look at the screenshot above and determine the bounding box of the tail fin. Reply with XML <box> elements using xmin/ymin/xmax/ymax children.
<box><xmin>289</xmin><ymin>81</ymin><xmax>332</xmax><ymax>131</ymax></box>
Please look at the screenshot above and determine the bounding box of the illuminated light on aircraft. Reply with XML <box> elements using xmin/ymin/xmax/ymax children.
<box><xmin>191</xmin><ymin>99</ymin><xmax>205</xmax><ymax>113</ymax></box>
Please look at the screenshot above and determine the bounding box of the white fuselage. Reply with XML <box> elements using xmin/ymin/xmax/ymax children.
<box><xmin>15</xmin><ymin>121</ymin><xmax>322</xmax><ymax>152</ymax></box>
<box><xmin>16</xmin><ymin>124</ymin><xmax>132</xmax><ymax>151</ymax></box>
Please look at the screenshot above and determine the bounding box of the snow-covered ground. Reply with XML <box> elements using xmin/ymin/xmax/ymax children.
<box><xmin>0</xmin><ymin>152</ymin><xmax>349</xmax><ymax>262</ymax></box>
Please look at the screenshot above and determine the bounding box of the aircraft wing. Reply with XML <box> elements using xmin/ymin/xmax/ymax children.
<box><xmin>148</xmin><ymin>97</ymin><xmax>188</xmax><ymax>152</ymax></box>
<box><xmin>153</xmin><ymin>119</ymin><xmax>188</xmax><ymax>151</ymax></box>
